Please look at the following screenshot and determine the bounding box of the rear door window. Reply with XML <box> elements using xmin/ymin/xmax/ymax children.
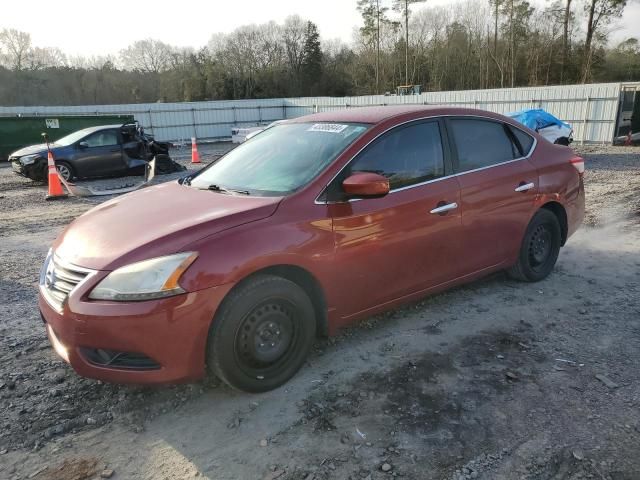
<box><xmin>84</xmin><ymin>130</ymin><xmax>119</xmax><ymax>147</ymax></box>
<box><xmin>349</xmin><ymin>121</ymin><xmax>445</xmax><ymax>190</ymax></box>
<box><xmin>448</xmin><ymin>118</ymin><xmax>520</xmax><ymax>173</ymax></box>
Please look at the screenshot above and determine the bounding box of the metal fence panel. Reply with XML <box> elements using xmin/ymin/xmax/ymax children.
<box><xmin>0</xmin><ymin>82</ymin><xmax>627</xmax><ymax>143</ymax></box>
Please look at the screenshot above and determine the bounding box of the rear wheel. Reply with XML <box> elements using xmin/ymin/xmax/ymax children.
<box><xmin>207</xmin><ymin>275</ymin><xmax>316</xmax><ymax>392</ymax></box>
<box><xmin>507</xmin><ymin>209</ymin><xmax>561</xmax><ymax>282</ymax></box>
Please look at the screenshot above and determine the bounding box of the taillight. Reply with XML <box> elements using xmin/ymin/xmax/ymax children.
<box><xmin>570</xmin><ymin>156</ymin><xmax>585</xmax><ymax>175</ymax></box>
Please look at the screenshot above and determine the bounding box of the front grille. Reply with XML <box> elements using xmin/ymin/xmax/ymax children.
<box><xmin>40</xmin><ymin>253</ymin><xmax>95</xmax><ymax>311</ymax></box>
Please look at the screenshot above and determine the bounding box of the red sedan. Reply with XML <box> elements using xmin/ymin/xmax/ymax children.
<box><xmin>39</xmin><ymin>106</ymin><xmax>585</xmax><ymax>392</ymax></box>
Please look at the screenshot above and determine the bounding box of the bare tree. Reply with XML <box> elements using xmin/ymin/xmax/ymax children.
<box><xmin>358</xmin><ymin>0</ymin><xmax>390</xmax><ymax>93</ymax></box>
<box><xmin>489</xmin><ymin>0</ymin><xmax>503</xmax><ymax>55</ymax></box>
<box><xmin>68</xmin><ymin>54</ymin><xmax>117</xmax><ymax>70</ymax></box>
<box><xmin>561</xmin><ymin>0</ymin><xmax>573</xmax><ymax>83</ymax></box>
<box><xmin>119</xmin><ymin>39</ymin><xmax>173</xmax><ymax>73</ymax></box>
<box><xmin>581</xmin><ymin>0</ymin><xmax>626</xmax><ymax>82</ymax></box>
<box><xmin>0</xmin><ymin>28</ymin><xmax>32</xmax><ymax>71</ymax></box>
<box><xmin>27</xmin><ymin>47</ymin><xmax>67</xmax><ymax>70</ymax></box>
<box><xmin>393</xmin><ymin>0</ymin><xmax>427</xmax><ymax>85</ymax></box>
<box><xmin>0</xmin><ymin>1</ymin><xmax>637</xmax><ymax>107</ymax></box>
<box><xmin>259</xmin><ymin>21</ymin><xmax>286</xmax><ymax>69</ymax></box>
<box><xmin>282</xmin><ymin>15</ymin><xmax>307</xmax><ymax>84</ymax></box>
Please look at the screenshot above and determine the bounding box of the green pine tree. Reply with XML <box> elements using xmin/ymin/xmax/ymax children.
<box><xmin>301</xmin><ymin>21</ymin><xmax>323</xmax><ymax>95</ymax></box>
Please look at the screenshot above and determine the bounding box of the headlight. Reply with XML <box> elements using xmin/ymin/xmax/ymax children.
<box><xmin>20</xmin><ymin>154</ymin><xmax>40</xmax><ymax>166</ymax></box>
<box><xmin>89</xmin><ymin>252</ymin><xmax>198</xmax><ymax>301</ymax></box>
<box><xmin>40</xmin><ymin>248</ymin><xmax>53</xmax><ymax>286</ymax></box>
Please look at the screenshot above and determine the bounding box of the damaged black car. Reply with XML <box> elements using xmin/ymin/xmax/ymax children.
<box><xmin>9</xmin><ymin>123</ymin><xmax>184</xmax><ymax>181</ymax></box>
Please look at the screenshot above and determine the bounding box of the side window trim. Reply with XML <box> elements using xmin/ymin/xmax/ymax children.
<box><xmin>444</xmin><ymin>116</ymin><xmax>536</xmax><ymax>176</ymax></box>
<box><xmin>315</xmin><ymin>114</ymin><xmax>538</xmax><ymax>205</ymax></box>
<box><xmin>443</xmin><ymin>117</ymin><xmax>461</xmax><ymax>173</ymax></box>
<box><xmin>437</xmin><ymin>117</ymin><xmax>455</xmax><ymax>177</ymax></box>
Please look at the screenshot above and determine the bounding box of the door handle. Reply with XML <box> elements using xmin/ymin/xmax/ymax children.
<box><xmin>430</xmin><ymin>202</ymin><xmax>458</xmax><ymax>214</ymax></box>
<box><xmin>515</xmin><ymin>182</ymin><xmax>535</xmax><ymax>192</ymax></box>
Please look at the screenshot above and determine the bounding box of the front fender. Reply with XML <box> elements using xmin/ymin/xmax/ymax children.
<box><xmin>179</xmin><ymin>215</ymin><xmax>335</xmax><ymax>297</ymax></box>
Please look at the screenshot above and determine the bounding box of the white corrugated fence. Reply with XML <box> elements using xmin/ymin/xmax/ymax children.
<box><xmin>0</xmin><ymin>82</ymin><xmax>634</xmax><ymax>143</ymax></box>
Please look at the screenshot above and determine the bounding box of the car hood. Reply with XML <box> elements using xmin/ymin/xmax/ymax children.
<box><xmin>11</xmin><ymin>143</ymin><xmax>59</xmax><ymax>157</ymax></box>
<box><xmin>53</xmin><ymin>181</ymin><xmax>282</xmax><ymax>270</ymax></box>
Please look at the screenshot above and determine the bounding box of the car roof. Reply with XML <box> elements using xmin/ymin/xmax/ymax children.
<box><xmin>289</xmin><ymin>105</ymin><xmax>506</xmax><ymax>125</ymax></box>
<box><xmin>77</xmin><ymin>124</ymin><xmax>123</xmax><ymax>134</ymax></box>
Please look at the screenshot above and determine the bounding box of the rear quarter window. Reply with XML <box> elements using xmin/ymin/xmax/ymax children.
<box><xmin>448</xmin><ymin>118</ymin><xmax>519</xmax><ymax>173</ymax></box>
<box><xmin>508</xmin><ymin>125</ymin><xmax>535</xmax><ymax>156</ymax></box>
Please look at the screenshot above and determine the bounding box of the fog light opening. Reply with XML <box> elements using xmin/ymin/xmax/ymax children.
<box><xmin>79</xmin><ymin>348</ymin><xmax>161</xmax><ymax>370</ymax></box>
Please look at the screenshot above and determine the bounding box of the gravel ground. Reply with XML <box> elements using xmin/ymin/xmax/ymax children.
<box><xmin>0</xmin><ymin>144</ymin><xmax>638</xmax><ymax>480</ymax></box>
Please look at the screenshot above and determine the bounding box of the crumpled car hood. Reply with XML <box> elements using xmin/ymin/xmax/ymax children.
<box><xmin>11</xmin><ymin>143</ymin><xmax>59</xmax><ymax>157</ymax></box>
<box><xmin>53</xmin><ymin>181</ymin><xmax>281</xmax><ymax>270</ymax></box>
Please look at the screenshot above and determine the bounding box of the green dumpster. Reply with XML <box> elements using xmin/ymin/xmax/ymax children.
<box><xmin>0</xmin><ymin>114</ymin><xmax>135</xmax><ymax>161</ymax></box>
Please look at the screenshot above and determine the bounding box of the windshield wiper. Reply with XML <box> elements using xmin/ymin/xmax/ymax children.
<box><xmin>206</xmin><ymin>184</ymin><xmax>250</xmax><ymax>195</ymax></box>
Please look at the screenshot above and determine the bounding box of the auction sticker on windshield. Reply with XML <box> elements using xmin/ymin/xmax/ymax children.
<box><xmin>307</xmin><ymin>123</ymin><xmax>349</xmax><ymax>133</ymax></box>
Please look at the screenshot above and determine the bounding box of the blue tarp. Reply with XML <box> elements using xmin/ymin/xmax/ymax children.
<box><xmin>506</xmin><ymin>109</ymin><xmax>571</xmax><ymax>132</ymax></box>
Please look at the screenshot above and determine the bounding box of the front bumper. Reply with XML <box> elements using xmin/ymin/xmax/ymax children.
<box><xmin>10</xmin><ymin>158</ymin><xmax>46</xmax><ymax>181</ymax></box>
<box><xmin>39</xmin><ymin>275</ymin><xmax>233</xmax><ymax>384</ymax></box>
<box><xmin>10</xmin><ymin>159</ymin><xmax>25</xmax><ymax>175</ymax></box>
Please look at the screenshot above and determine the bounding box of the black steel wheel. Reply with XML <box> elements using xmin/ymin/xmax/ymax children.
<box><xmin>507</xmin><ymin>209</ymin><xmax>561</xmax><ymax>282</ymax></box>
<box><xmin>234</xmin><ymin>299</ymin><xmax>298</xmax><ymax>378</ymax></box>
<box><xmin>528</xmin><ymin>223</ymin><xmax>553</xmax><ymax>270</ymax></box>
<box><xmin>207</xmin><ymin>275</ymin><xmax>316</xmax><ymax>392</ymax></box>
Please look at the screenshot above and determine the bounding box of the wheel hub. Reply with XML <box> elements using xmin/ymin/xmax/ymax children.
<box><xmin>529</xmin><ymin>225</ymin><xmax>552</xmax><ymax>265</ymax></box>
<box><xmin>236</xmin><ymin>302</ymin><xmax>294</xmax><ymax>367</ymax></box>
<box><xmin>56</xmin><ymin>165</ymin><xmax>70</xmax><ymax>180</ymax></box>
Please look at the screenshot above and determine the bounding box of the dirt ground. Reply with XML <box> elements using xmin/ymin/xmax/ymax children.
<box><xmin>0</xmin><ymin>145</ymin><xmax>639</xmax><ymax>480</ymax></box>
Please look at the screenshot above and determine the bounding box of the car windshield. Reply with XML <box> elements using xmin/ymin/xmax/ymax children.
<box><xmin>189</xmin><ymin>122</ymin><xmax>369</xmax><ymax>195</ymax></box>
<box><xmin>54</xmin><ymin>129</ymin><xmax>94</xmax><ymax>146</ymax></box>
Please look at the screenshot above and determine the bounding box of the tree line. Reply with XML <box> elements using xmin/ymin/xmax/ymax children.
<box><xmin>1</xmin><ymin>0</ymin><xmax>639</xmax><ymax>107</ymax></box>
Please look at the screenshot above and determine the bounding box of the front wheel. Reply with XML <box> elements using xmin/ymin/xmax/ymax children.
<box><xmin>56</xmin><ymin>161</ymin><xmax>75</xmax><ymax>181</ymax></box>
<box><xmin>207</xmin><ymin>275</ymin><xmax>316</xmax><ymax>392</ymax></box>
<box><xmin>507</xmin><ymin>209</ymin><xmax>561</xmax><ymax>282</ymax></box>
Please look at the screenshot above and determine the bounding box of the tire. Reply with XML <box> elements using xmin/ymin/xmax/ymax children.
<box><xmin>55</xmin><ymin>161</ymin><xmax>75</xmax><ymax>181</ymax></box>
<box><xmin>207</xmin><ymin>274</ymin><xmax>316</xmax><ymax>393</ymax></box>
<box><xmin>554</xmin><ymin>137</ymin><xmax>570</xmax><ymax>146</ymax></box>
<box><xmin>507</xmin><ymin>209</ymin><xmax>561</xmax><ymax>282</ymax></box>
<box><xmin>32</xmin><ymin>160</ymin><xmax>48</xmax><ymax>182</ymax></box>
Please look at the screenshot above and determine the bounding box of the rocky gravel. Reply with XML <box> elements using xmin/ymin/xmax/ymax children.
<box><xmin>576</xmin><ymin>145</ymin><xmax>640</xmax><ymax>228</ymax></box>
<box><xmin>0</xmin><ymin>144</ymin><xmax>231</xmax><ymax>452</ymax></box>
<box><xmin>0</xmin><ymin>143</ymin><xmax>639</xmax><ymax>479</ymax></box>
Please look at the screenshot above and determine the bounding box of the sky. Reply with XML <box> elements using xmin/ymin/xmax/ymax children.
<box><xmin>2</xmin><ymin>0</ymin><xmax>639</xmax><ymax>57</ymax></box>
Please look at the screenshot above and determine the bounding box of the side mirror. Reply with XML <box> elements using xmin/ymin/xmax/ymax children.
<box><xmin>78</xmin><ymin>141</ymin><xmax>89</xmax><ymax>149</ymax></box>
<box><xmin>342</xmin><ymin>172</ymin><xmax>390</xmax><ymax>198</ymax></box>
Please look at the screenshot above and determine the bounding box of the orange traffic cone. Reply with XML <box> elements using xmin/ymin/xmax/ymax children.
<box><xmin>45</xmin><ymin>150</ymin><xmax>68</xmax><ymax>200</ymax></box>
<box><xmin>191</xmin><ymin>137</ymin><xmax>201</xmax><ymax>164</ymax></box>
